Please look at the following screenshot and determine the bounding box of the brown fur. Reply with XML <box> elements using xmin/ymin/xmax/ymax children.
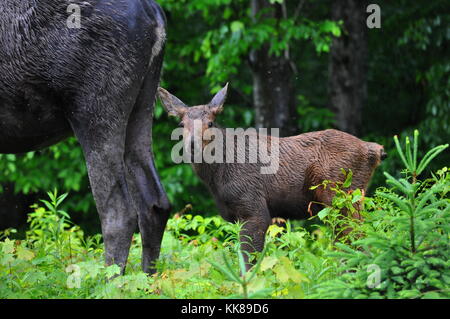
<box><xmin>158</xmin><ymin>85</ymin><xmax>385</xmax><ymax>268</ymax></box>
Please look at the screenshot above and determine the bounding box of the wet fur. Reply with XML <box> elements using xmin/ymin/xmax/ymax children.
<box><xmin>195</xmin><ymin>128</ymin><xmax>385</xmax><ymax>259</ymax></box>
<box><xmin>0</xmin><ymin>0</ymin><xmax>170</xmax><ymax>273</ymax></box>
<box><xmin>159</xmin><ymin>86</ymin><xmax>385</xmax><ymax>268</ymax></box>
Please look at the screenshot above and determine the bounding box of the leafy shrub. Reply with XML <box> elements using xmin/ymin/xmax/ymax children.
<box><xmin>166</xmin><ymin>212</ymin><xmax>237</xmax><ymax>245</ymax></box>
<box><xmin>310</xmin><ymin>168</ymin><xmax>373</xmax><ymax>243</ymax></box>
<box><xmin>314</xmin><ymin>131</ymin><xmax>449</xmax><ymax>298</ymax></box>
<box><xmin>0</xmin><ymin>191</ymin><xmax>332</xmax><ymax>298</ymax></box>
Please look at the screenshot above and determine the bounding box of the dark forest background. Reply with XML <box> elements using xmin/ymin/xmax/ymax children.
<box><xmin>0</xmin><ymin>0</ymin><xmax>448</xmax><ymax>235</ymax></box>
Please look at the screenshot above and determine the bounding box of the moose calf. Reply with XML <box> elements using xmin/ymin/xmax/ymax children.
<box><xmin>158</xmin><ymin>84</ymin><xmax>386</xmax><ymax>268</ymax></box>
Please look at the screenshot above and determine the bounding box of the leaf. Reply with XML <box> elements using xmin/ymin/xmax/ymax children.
<box><xmin>246</xmin><ymin>276</ymin><xmax>267</xmax><ymax>294</ymax></box>
<box><xmin>56</xmin><ymin>193</ymin><xmax>69</xmax><ymax>207</ymax></box>
<box><xmin>105</xmin><ymin>264</ymin><xmax>121</xmax><ymax>279</ymax></box>
<box><xmin>287</xmin><ymin>285</ymin><xmax>305</xmax><ymax>298</ymax></box>
<box><xmin>384</xmin><ymin>172</ymin><xmax>412</xmax><ymax>195</ymax></box>
<box><xmin>391</xmin><ymin>266</ymin><xmax>403</xmax><ymax>275</ymax></box>
<box><xmin>405</xmin><ymin>136</ymin><xmax>413</xmax><ymax>171</ymax></box>
<box><xmin>267</xmin><ymin>224</ymin><xmax>284</xmax><ymax>238</ymax></box>
<box><xmin>417</xmin><ymin>144</ymin><xmax>449</xmax><ymax>175</ymax></box>
<box><xmin>22</xmin><ymin>271</ymin><xmax>46</xmax><ymax>285</ymax></box>
<box><xmin>126</xmin><ymin>273</ymin><xmax>149</xmax><ymax>292</ymax></box>
<box><xmin>32</xmin><ymin>255</ymin><xmax>52</xmax><ymax>266</ymax></box>
<box><xmin>285</xmin><ymin>267</ymin><xmax>309</xmax><ymax>284</ymax></box>
<box><xmin>377</xmin><ymin>192</ymin><xmax>411</xmax><ymax>214</ymax></box>
<box><xmin>273</xmin><ymin>264</ymin><xmax>290</xmax><ymax>283</ymax></box>
<box><xmin>85</xmin><ymin>262</ymin><xmax>104</xmax><ymax>279</ymax></box>
<box><xmin>399</xmin><ymin>289</ymin><xmax>421</xmax><ymax>298</ymax></box>
<box><xmin>260</xmin><ymin>256</ymin><xmax>279</xmax><ymax>272</ymax></box>
<box><xmin>351</xmin><ymin>189</ymin><xmax>362</xmax><ymax>203</ymax></box>
<box><xmin>208</xmin><ymin>258</ymin><xmax>242</xmax><ymax>284</ymax></box>
<box><xmin>423</xmin><ymin>291</ymin><xmax>444</xmax><ymax>299</ymax></box>
<box><xmin>343</xmin><ymin>170</ymin><xmax>353</xmax><ymax>188</ymax></box>
<box><xmin>16</xmin><ymin>246</ymin><xmax>35</xmax><ymax>261</ymax></box>
<box><xmin>318</xmin><ymin>207</ymin><xmax>332</xmax><ymax>220</ymax></box>
<box><xmin>237</xmin><ymin>249</ymin><xmax>247</xmax><ymax>278</ymax></box>
<box><xmin>273</xmin><ymin>257</ymin><xmax>309</xmax><ymax>284</ymax></box>
<box><xmin>413</xmin><ymin>130</ymin><xmax>419</xmax><ymax>171</ymax></box>
<box><xmin>57</xmin><ymin>209</ymin><xmax>71</xmax><ymax>219</ymax></box>
<box><xmin>320</xmin><ymin>20</ymin><xmax>341</xmax><ymax>37</ymax></box>
<box><xmin>230</xmin><ymin>21</ymin><xmax>244</xmax><ymax>33</ymax></box>
<box><xmin>1</xmin><ymin>253</ymin><xmax>15</xmax><ymax>265</ymax></box>
<box><xmin>394</xmin><ymin>135</ymin><xmax>410</xmax><ymax>171</ymax></box>
<box><xmin>40</xmin><ymin>199</ymin><xmax>55</xmax><ymax>212</ymax></box>
<box><xmin>335</xmin><ymin>243</ymin><xmax>358</xmax><ymax>254</ymax></box>
<box><xmin>2</xmin><ymin>238</ymin><xmax>15</xmax><ymax>254</ymax></box>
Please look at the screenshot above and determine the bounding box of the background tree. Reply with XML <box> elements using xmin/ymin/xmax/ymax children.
<box><xmin>249</xmin><ymin>0</ymin><xmax>296</xmax><ymax>136</ymax></box>
<box><xmin>328</xmin><ymin>0</ymin><xmax>368</xmax><ymax>135</ymax></box>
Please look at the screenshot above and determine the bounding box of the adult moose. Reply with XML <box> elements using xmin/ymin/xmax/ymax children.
<box><xmin>0</xmin><ymin>0</ymin><xmax>170</xmax><ymax>274</ymax></box>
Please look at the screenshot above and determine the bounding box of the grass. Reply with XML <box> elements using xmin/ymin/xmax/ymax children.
<box><xmin>0</xmin><ymin>198</ymin><xmax>337</xmax><ymax>299</ymax></box>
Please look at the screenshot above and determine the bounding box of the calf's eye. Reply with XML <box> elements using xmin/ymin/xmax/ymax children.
<box><xmin>179</xmin><ymin>122</ymin><xmax>184</xmax><ymax>128</ymax></box>
<box><xmin>208</xmin><ymin>122</ymin><xmax>213</xmax><ymax>128</ymax></box>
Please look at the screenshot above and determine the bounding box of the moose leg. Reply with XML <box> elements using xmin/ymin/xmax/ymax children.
<box><xmin>124</xmin><ymin>58</ymin><xmax>171</xmax><ymax>274</ymax></box>
<box><xmin>235</xmin><ymin>202</ymin><xmax>271</xmax><ymax>271</ymax></box>
<box><xmin>69</xmin><ymin>113</ymin><xmax>137</xmax><ymax>274</ymax></box>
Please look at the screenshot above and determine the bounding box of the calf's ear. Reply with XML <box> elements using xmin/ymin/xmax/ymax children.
<box><xmin>157</xmin><ymin>87</ymin><xmax>187</xmax><ymax>117</ymax></box>
<box><xmin>209</xmin><ymin>83</ymin><xmax>229</xmax><ymax>115</ymax></box>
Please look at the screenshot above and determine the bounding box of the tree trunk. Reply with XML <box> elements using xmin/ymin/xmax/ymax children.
<box><xmin>249</xmin><ymin>0</ymin><xmax>296</xmax><ymax>137</ymax></box>
<box><xmin>328</xmin><ymin>0</ymin><xmax>368</xmax><ymax>136</ymax></box>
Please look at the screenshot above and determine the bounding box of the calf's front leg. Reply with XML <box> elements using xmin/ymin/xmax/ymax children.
<box><xmin>234</xmin><ymin>203</ymin><xmax>271</xmax><ymax>271</ymax></box>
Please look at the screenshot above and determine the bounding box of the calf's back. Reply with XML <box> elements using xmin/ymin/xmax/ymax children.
<box><xmin>208</xmin><ymin>129</ymin><xmax>384</xmax><ymax>220</ymax></box>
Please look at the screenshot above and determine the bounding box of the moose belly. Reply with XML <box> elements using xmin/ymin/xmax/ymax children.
<box><xmin>268</xmin><ymin>196</ymin><xmax>312</xmax><ymax>220</ymax></box>
<box><xmin>0</xmin><ymin>93</ymin><xmax>72</xmax><ymax>154</ymax></box>
<box><xmin>266</xmin><ymin>183</ymin><xmax>313</xmax><ymax>220</ymax></box>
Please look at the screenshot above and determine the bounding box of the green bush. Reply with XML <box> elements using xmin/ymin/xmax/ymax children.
<box><xmin>314</xmin><ymin>131</ymin><xmax>449</xmax><ymax>298</ymax></box>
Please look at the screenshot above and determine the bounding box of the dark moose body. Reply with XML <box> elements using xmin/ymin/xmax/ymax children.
<box><xmin>0</xmin><ymin>0</ymin><xmax>170</xmax><ymax>273</ymax></box>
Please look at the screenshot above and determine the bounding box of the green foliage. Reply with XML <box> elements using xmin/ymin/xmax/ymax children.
<box><xmin>1</xmin><ymin>131</ymin><xmax>449</xmax><ymax>298</ymax></box>
<box><xmin>0</xmin><ymin>138</ymin><xmax>93</xmax><ymax>215</ymax></box>
<box><xmin>159</xmin><ymin>0</ymin><xmax>340</xmax><ymax>91</ymax></box>
<box><xmin>167</xmin><ymin>213</ymin><xmax>236</xmax><ymax>245</ymax></box>
<box><xmin>0</xmin><ymin>191</ymin><xmax>334</xmax><ymax>298</ymax></box>
<box><xmin>313</xmin><ymin>132</ymin><xmax>450</xmax><ymax>299</ymax></box>
<box><xmin>0</xmin><ymin>139</ymin><xmax>86</xmax><ymax>194</ymax></box>
<box><xmin>366</xmin><ymin>0</ymin><xmax>450</xmax><ymax>173</ymax></box>
<box><xmin>311</xmin><ymin>169</ymin><xmax>373</xmax><ymax>243</ymax></box>
<box><xmin>296</xmin><ymin>95</ymin><xmax>336</xmax><ymax>132</ymax></box>
<box><xmin>208</xmin><ymin>239</ymin><xmax>271</xmax><ymax>299</ymax></box>
<box><xmin>0</xmin><ymin>0</ymin><xmax>449</xmax><ymax>298</ymax></box>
